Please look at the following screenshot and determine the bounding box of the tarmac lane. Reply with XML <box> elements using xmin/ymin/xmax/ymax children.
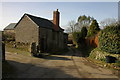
<box><xmin>3</xmin><ymin>48</ymin><xmax>119</xmax><ymax>79</ymax></box>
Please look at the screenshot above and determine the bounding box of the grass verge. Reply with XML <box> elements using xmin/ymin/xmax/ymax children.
<box><xmin>5</xmin><ymin>42</ymin><xmax>31</xmax><ymax>56</ymax></box>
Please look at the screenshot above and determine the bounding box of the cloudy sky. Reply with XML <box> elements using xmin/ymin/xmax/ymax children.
<box><xmin>0</xmin><ymin>2</ymin><xmax>118</xmax><ymax>30</ymax></box>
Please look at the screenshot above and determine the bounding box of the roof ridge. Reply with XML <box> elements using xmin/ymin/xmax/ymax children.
<box><xmin>10</xmin><ymin>23</ymin><xmax>16</xmax><ymax>24</ymax></box>
<box><xmin>4</xmin><ymin>23</ymin><xmax>17</xmax><ymax>30</ymax></box>
<box><xmin>25</xmin><ymin>13</ymin><xmax>49</xmax><ymax>21</ymax></box>
<box><xmin>25</xmin><ymin>13</ymin><xmax>64</xmax><ymax>31</ymax></box>
<box><xmin>24</xmin><ymin>13</ymin><xmax>54</xmax><ymax>29</ymax></box>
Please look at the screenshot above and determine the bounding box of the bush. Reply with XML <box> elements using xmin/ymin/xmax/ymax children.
<box><xmin>72</xmin><ymin>32</ymin><xmax>81</xmax><ymax>46</ymax></box>
<box><xmin>72</xmin><ymin>27</ymin><xmax>87</xmax><ymax>46</ymax></box>
<box><xmin>89</xmin><ymin>48</ymin><xmax>120</xmax><ymax>62</ymax></box>
<box><xmin>87</xmin><ymin>20</ymin><xmax>100</xmax><ymax>37</ymax></box>
<box><xmin>116</xmin><ymin>60</ymin><xmax>120</xmax><ymax>67</ymax></box>
<box><xmin>3</xmin><ymin>33</ymin><xmax>15</xmax><ymax>41</ymax></box>
<box><xmin>98</xmin><ymin>24</ymin><xmax>120</xmax><ymax>54</ymax></box>
<box><xmin>89</xmin><ymin>48</ymin><xmax>106</xmax><ymax>60</ymax></box>
<box><xmin>81</xmin><ymin>27</ymin><xmax>87</xmax><ymax>38</ymax></box>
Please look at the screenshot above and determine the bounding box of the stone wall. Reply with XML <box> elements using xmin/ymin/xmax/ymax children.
<box><xmin>4</xmin><ymin>29</ymin><xmax>15</xmax><ymax>34</ymax></box>
<box><xmin>52</xmin><ymin>31</ymin><xmax>64</xmax><ymax>51</ymax></box>
<box><xmin>15</xmin><ymin>15</ymin><xmax>39</xmax><ymax>44</ymax></box>
<box><xmin>39</xmin><ymin>27</ymin><xmax>65</xmax><ymax>52</ymax></box>
<box><xmin>39</xmin><ymin>27</ymin><xmax>53</xmax><ymax>52</ymax></box>
<box><xmin>3</xmin><ymin>30</ymin><xmax>15</xmax><ymax>41</ymax></box>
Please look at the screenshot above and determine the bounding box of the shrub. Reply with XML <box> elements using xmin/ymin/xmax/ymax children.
<box><xmin>98</xmin><ymin>24</ymin><xmax>120</xmax><ymax>54</ymax></box>
<box><xmin>3</xmin><ymin>33</ymin><xmax>15</xmax><ymax>41</ymax></box>
<box><xmin>87</xmin><ymin>20</ymin><xmax>100</xmax><ymax>37</ymax></box>
<box><xmin>72</xmin><ymin>32</ymin><xmax>81</xmax><ymax>44</ymax></box>
<box><xmin>72</xmin><ymin>27</ymin><xmax>87</xmax><ymax>45</ymax></box>
<box><xmin>116</xmin><ymin>60</ymin><xmax>120</xmax><ymax>67</ymax></box>
<box><xmin>81</xmin><ymin>27</ymin><xmax>87</xmax><ymax>38</ymax></box>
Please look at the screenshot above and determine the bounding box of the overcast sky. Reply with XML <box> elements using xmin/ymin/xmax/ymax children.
<box><xmin>0</xmin><ymin>2</ymin><xmax>118</xmax><ymax>30</ymax></box>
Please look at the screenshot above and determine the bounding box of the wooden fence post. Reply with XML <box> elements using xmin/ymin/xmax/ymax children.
<box><xmin>0</xmin><ymin>31</ymin><xmax>5</xmax><ymax>61</ymax></box>
<box><xmin>2</xmin><ymin>42</ymin><xmax>5</xmax><ymax>61</ymax></box>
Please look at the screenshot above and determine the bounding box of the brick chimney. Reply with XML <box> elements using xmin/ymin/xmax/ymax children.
<box><xmin>53</xmin><ymin>9</ymin><xmax>59</xmax><ymax>31</ymax></box>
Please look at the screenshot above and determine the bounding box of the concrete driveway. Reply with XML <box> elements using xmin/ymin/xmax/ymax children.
<box><xmin>3</xmin><ymin>48</ymin><xmax>119</xmax><ymax>79</ymax></box>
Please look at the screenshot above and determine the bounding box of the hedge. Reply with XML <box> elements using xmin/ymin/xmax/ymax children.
<box><xmin>98</xmin><ymin>24</ymin><xmax>120</xmax><ymax>54</ymax></box>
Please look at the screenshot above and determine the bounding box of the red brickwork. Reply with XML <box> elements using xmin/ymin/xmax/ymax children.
<box><xmin>53</xmin><ymin>9</ymin><xmax>60</xmax><ymax>31</ymax></box>
<box><xmin>85</xmin><ymin>33</ymin><xmax>99</xmax><ymax>47</ymax></box>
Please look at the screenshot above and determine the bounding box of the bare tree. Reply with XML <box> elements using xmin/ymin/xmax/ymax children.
<box><xmin>100</xmin><ymin>18</ymin><xmax>117</xmax><ymax>28</ymax></box>
<box><xmin>66</xmin><ymin>20</ymin><xmax>76</xmax><ymax>33</ymax></box>
<box><xmin>66</xmin><ymin>15</ymin><xmax>94</xmax><ymax>33</ymax></box>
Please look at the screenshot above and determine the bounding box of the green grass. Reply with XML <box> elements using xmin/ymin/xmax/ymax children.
<box><xmin>5</xmin><ymin>42</ymin><xmax>31</xmax><ymax>56</ymax></box>
<box><xmin>115</xmin><ymin>61</ymin><xmax>120</xmax><ymax>67</ymax></box>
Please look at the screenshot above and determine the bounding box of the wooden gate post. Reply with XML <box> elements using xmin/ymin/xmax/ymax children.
<box><xmin>0</xmin><ymin>31</ymin><xmax>5</xmax><ymax>61</ymax></box>
<box><xmin>2</xmin><ymin>42</ymin><xmax>5</xmax><ymax>61</ymax></box>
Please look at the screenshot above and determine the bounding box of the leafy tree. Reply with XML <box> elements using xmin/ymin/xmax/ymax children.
<box><xmin>73</xmin><ymin>32</ymin><xmax>81</xmax><ymax>43</ymax></box>
<box><xmin>72</xmin><ymin>27</ymin><xmax>88</xmax><ymax>47</ymax></box>
<box><xmin>81</xmin><ymin>27</ymin><xmax>87</xmax><ymax>38</ymax></box>
<box><xmin>87</xmin><ymin>20</ymin><xmax>100</xmax><ymax>37</ymax></box>
<box><xmin>100</xmin><ymin>18</ymin><xmax>117</xmax><ymax>29</ymax></box>
<box><xmin>66</xmin><ymin>15</ymin><xmax>94</xmax><ymax>33</ymax></box>
<box><xmin>75</xmin><ymin>15</ymin><xmax>94</xmax><ymax>31</ymax></box>
<box><xmin>72</xmin><ymin>32</ymin><xmax>81</xmax><ymax>47</ymax></box>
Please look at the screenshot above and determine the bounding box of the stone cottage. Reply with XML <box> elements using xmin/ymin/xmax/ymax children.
<box><xmin>15</xmin><ymin>9</ymin><xmax>68</xmax><ymax>52</ymax></box>
<box><xmin>4</xmin><ymin>23</ymin><xmax>16</xmax><ymax>41</ymax></box>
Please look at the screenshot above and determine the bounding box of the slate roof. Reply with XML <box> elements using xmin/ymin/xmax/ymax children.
<box><xmin>14</xmin><ymin>13</ymin><xmax>64</xmax><ymax>31</ymax></box>
<box><xmin>4</xmin><ymin>23</ymin><xmax>16</xmax><ymax>30</ymax></box>
<box><xmin>26</xmin><ymin>14</ymin><xmax>54</xmax><ymax>29</ymax></box>
<box><xmin>26</xmin><ymin>14</ymin><xmax>64</xmax><ymax>31</ymax></box>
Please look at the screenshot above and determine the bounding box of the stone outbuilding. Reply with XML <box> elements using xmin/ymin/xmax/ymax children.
<box><xmin>15</xmin><ymin>9</ymin><xmax>68</xmax><ymax>52</ymax></box>
<box><xmin>3</xmin><ymin>23</ymin><xmax>16</xmax><ymax>41</ymax></box>
<box><xmin>4</xmin><ymin>23</ymin><xmax>16</xmax><ymax>34</ymax></box>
